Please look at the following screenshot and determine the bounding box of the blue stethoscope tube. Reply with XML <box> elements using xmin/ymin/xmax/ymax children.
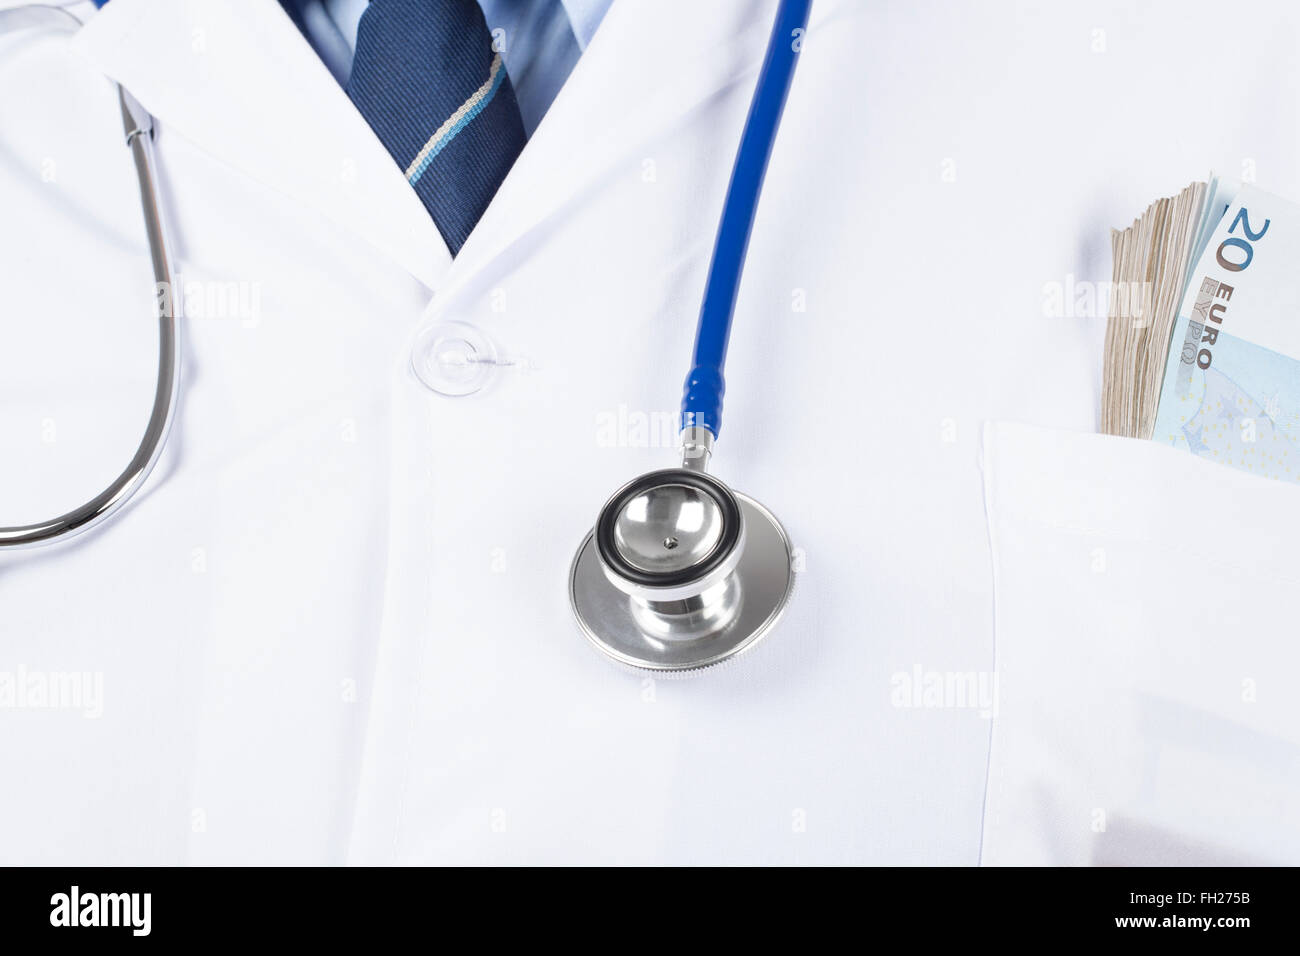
<box><xmin>574</xmin><ymin>0</ymin><xmax>810</xmax><ymax>670</ymax></box>
<box><xmin>679</xmin><ymin>0</ymin><xmax>811</xmax><ymax>440</ymax></box>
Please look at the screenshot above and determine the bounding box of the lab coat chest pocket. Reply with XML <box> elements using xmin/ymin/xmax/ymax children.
<box><xmin>979</xmin><ymin>422</ymin><xmax>1300</xmax><ymax>866</ymax></box>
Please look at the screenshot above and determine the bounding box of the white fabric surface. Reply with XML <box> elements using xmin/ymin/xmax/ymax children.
<box><xmin>1</xmin><ymin>0</ymin><xmax>439</xmax><ymax>864</ymax></box>
<box><xmin>0</xmin><ymin>0</ymin><xmax>1298</xmax><ymax>864</ymax></box>
<box><xmin>981</xmin><ymin>423</ymin><xmax>1300</xmax><ymax>865</ymax></box>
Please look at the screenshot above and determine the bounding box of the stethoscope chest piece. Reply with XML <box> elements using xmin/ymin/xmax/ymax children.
<box><xmin>569</xmin><ymin>468</ymin><xmax>794</xmax><ymax>672</ymax></box>
<box><xmin>567</xmin><ymin>0</ymin><xmax>810</xmax><ymax>674</ymax></box>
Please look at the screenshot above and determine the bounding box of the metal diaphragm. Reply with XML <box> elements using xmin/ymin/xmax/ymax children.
<box><xmin>570</xmin><ymin>468</ymin><xmax>794</xmax><ymax>672</ymax></box>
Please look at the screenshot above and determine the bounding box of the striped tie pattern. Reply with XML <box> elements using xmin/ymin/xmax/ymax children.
<box><xmin>347</xmin><ymin>0</ymin><xmax>526</xmax><ymax>255</ymax></box>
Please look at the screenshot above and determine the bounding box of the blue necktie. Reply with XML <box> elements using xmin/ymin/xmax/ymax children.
<box><xmin>346</xmin><ymin>0</ymin><xmax>526</xmax><ymax>255</ymax></box>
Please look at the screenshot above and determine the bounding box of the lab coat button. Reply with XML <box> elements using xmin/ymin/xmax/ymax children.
<box><xmin>411</xmin><ymin>320</ymin><xmax>499</xmax><ymax>397</ymax></box>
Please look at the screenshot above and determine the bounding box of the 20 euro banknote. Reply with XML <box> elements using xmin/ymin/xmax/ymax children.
<box><xmin>1153</xmin><ymin>183</ymin><xmax>1300</xmax><ymax>483</ymax></box>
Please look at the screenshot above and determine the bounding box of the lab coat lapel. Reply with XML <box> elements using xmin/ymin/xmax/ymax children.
<box><xmin>72</xmin><ymin>0</ymin><xmax>449</xmax><ymax>289</ymax></box>
<box><xmin>435</xmin><ymin>0</ymin><xmax>783</xmax><ymax>307</ymax></box>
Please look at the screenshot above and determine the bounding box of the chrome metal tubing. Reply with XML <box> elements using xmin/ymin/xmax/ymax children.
<box><xmin>0</xmin><ymin>88</ymin><xmax>179</xmax><ymax>549</ymax></box>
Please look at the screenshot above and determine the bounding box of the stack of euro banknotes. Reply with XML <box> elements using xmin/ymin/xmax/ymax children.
<box><xmin>1103</xmin><ymin>178</ymin><xmax>1300</xmax><ymax>483</ymax></box>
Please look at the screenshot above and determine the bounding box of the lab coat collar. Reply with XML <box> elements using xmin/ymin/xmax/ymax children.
<box><xmin>429</xmin><ymin>0</ymin><xmax>788</xmax><ymax>313</ymax></box>
<box><xmin>71</xmin><ymin>0</ymin><xmax>787</xmax><ymax>304</ymax></box>
<box><xmin>72</xmin><ymin>0</ymin><xmax>449</xmax><ymax>290</ymax></box>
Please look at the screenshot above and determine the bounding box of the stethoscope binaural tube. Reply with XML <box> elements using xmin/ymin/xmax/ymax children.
<box><xmin>570</xmin><ymin>0</ymin><xmax>810</xmax><ymax>672</ymax></box>
<box><xmin>0</xmin><ymin>6</ymin><xmax>180</xmax><ymax>549</ymax></box>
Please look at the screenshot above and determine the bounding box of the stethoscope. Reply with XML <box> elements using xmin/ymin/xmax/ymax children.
<box><xmin>1</xmin><ymin>0</ymin><xmax>811</xmax><ymax>680</ymax></box>
<box><xmin>569</xmin><ymin>0</ymin><xmax>811</xmax><ymax>672</ymax></box>
<box><xmin>0</xmin><ymin>4</ymin><xmax>178</xmax><ymax>550</ymax></box>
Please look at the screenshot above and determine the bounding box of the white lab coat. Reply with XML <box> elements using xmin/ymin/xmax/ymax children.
<box><xmin>1</xmin><ymin>0</ymin><xmax>1298</xmax><ymax>865</ymax></box>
